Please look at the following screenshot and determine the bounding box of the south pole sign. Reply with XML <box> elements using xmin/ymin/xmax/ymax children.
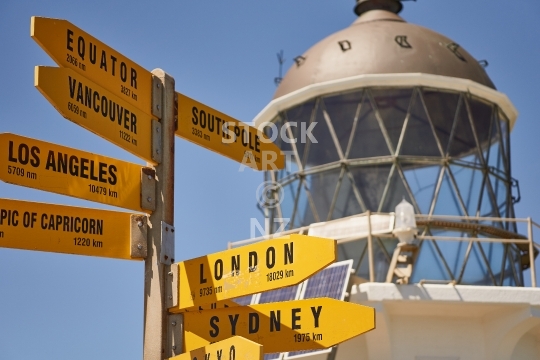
<box><xmin>169</xmin><ymin>234</ymin><xmax>336</xmax><ymax>312</ymax></box>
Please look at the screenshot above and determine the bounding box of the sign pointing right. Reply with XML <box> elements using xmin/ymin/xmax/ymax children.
<box><xmin>169</xmin><ymin>235</ymin><xmax>336</xmax><ymax>312</ymax></box>
<box><xmin>183</xmin><ymin>298</ymin><xmax>375</xmax><ymax>353</ymax></box>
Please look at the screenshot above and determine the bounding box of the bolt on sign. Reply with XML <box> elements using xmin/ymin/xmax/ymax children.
<box><xmin>168</xmin><ymin>336</ymin><xmax>263</xmax><ymax>360</ymax></box>
<box><xmin>35</xmin><ymin>66</ymin><xmax>157</xmax><ymax>164</ymax></box>
<box><xmin>183</xmin><ymin>298</ymin><xmax>375</xmax><ymax>353</ymax></box>
<box><xmin>169</xmin><ymin>235</ymin><xmax>336</xmax><ymax>312</ymax></box>
<box><xmin>31</xmin><ymin>16</ymin><xmax>153</xmax><ymax>116</ymax></box>
<box><xmin>0</xmin><ymin>133</ymin><xmax>150</xmax><ymax>213</ymax></box>
<box><xmin>0</xmin><ymin>198</ymin><xmax>145</xmax><ymax>260</ymax></box>
<box><xmin>176</xmin><ymin>92</ymin><xmax>285</xmax><ymax>171</ymax></box>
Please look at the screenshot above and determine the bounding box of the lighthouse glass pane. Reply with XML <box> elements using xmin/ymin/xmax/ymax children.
<box><xmin>403</xmin><ymin>164</ymin><xmax>440</xmax><ymax>214</ymax></box>
<box><xmin>331</xmin><ymin>172</ymin><xmax>363</xmax><ymax>220</ymax></box>
<box><xmin>469</xmin><ymin>96</ymin><xmax>494</xmax><ymax>149</ymax></box>
<box><xmin>323</xmin><ymin>89</ymin><xmax>364</xmax><ymax>154</ymax></box>
<box><xmin>310</xmin><ymin>169</ymin><xmax>342</xmax><ymax>222</ymax></box>
<box><xmin>400</xmin><ymin>90</ymin><xmax>442</xmax><ymax>157</ymax></box>
<box><xmin>349</xmin><ymin>165</ymin><xmax>392</xmax><ymax>212</ymax></box>
<box><xmin>371</xmin><ymin>88</ymin><xmax>413</xmax><ymax>151</ymax></box>
<box><xmin>422</xmin><ymin>89</ymin><xmax>461</xmax><ymax>155</ymax></box>
<box><xmin>305</xmin><ymin>104</ymin><xmax>341</xmax><ymax>168</ymax></box>
<box><xmin>347</xmin><ymin>93</ymin><xmax>391</xmax><ymax>159</ymax></box>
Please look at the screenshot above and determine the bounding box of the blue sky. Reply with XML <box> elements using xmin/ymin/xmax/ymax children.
<box><xmin>1</xmin><ymin>0</ymin><xmax>539</xmax><ymax>358</ymax></box>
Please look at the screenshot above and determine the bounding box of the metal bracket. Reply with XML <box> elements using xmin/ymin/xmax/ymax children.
<box><xmin>152</xmin><ymin>75</ymin><xmax>163</xmax><ymax>119</ymax></box>
<box><xmin>167</xmin><ymin>313</ymin><xmax>183</xmax><ymax>358</ymax></box>
<box><xmin>160</xmin><ymin>222</ymin><xmax>175</xmax><ymax>265</ymax></box>
<box><xmin>151</xmin><ymin>119</ymin><xmax>162</xmax><ymax>163</ymax></box>
<box><xmin>166</xmin><ymin>264</ymin><xmax>179</xmax><ymax>309</ymax></box>
<box><xmin>141</xmin><ymin>167</ymin><xmax>156</xmax><ymax>212</ymax></box>
<box><xmin>130</xmin><ymin>214</ymin><xmax>148</xmax><ymax>258</ymax></box>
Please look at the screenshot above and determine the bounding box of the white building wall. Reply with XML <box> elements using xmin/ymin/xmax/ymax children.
<box><xmin>334</xmin><ymin>283</ymin><xmax>540</xmax><ymax>360</ymax></box>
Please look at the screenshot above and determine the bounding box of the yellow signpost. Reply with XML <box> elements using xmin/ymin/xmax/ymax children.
<box><xmin>0</xmin><ymin>133</ymin><xmax>150</xmax><ymax>213</ymax></box>
<box><xmin>31</xmin><ymin>16</ymin><xmax>153</xmax><ymax>116</ymax></box>
<box><xmin>183</xmin><ymin>298</ymin><xmax>375</xmax><ymax>353</ymax></box>
<box><xmin>0</xmin><ymin>198</ymin><xmax>145</xmax><ymax>260</ymax></box>
<box><xmin>168</xmin><ymin>336</ymin><xmax>263</xmax><ymax>360</ymax></box>
<box><xmin>35</xmin><ymin>66</ymin><xmax>157</xmax><ymax>164</ymax></box>
<box><xmin>176</xmin><ymin>92</ymin><xmax>285</xmax><ymax>171</ymax></box>
<box><xmin>169</xmin><ymin>235</ymin><xmax>336</xmax><ymax>312</ymax></box>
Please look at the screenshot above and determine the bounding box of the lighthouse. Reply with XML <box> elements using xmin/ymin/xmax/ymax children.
<box><xmin>233</xmin><ymin>0</ymin><xmax>540</xmax><ymax>358</ymax></box>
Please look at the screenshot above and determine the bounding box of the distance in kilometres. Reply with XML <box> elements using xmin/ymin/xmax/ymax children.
<box><xmin>0</xmin><ymin>198</ymin><xmax>145</xmax><ymax>260</ymax></box>
<box><xmin>31</xmin><ymin>16</ymin><xmax>154</xmax><ymax>116</ymax></box>
<box><xmin>183</xmin><ymin>298</ymin><xmax>375</xmax><ymax>353</ymax></box>
<box><xmin>35</xmin><ymin>66</ymin><xmax>157</xmax><ymax>164</ymax></box>
<box><xmin>0</xmin><ymin>133</ymin><xmax>150</xmax><ymax>213</ymax></box>
<box><xmin>169</xmin><ymin>234</ymin><xmax>336</xmax><ymax>312</ymax></box>
<box><xmin>168</xmin><ymin>336</ymin><xmax>263</xmax><ymax>360</ymax></box>
<box><xmin>177</xmin><ymin>92</ymin><xmax>285</xmax><ymax>171</ymax></box>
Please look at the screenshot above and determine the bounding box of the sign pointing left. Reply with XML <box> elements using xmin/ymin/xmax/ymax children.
<box><xmin>35</xmin><ymin>66</ymin><xmax>157</xmax><ymax>164</ymax></box>
<box><xmin>0</xmin><ymin>133</ymin><xmax>153</xmax><ymax>213</ymax></box>
<box><xmin>31</xmin><ymin>16</ymin><xmax>154</xmax><ymax>116</ymax></box>
<box><xmin>168</xmin><ymin>336</ymin><xmax>262</xmax><ymax>360</ymax></box>
<box><xmin>0</xmin><ymin>198</ymin><xmax>146</xmax><ymax>260</ymax></box>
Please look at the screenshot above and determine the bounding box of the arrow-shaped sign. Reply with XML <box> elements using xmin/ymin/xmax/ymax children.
<box><xmin>169</xmin><ymin>234</ymin><xmax>336</xmax><ymax>312</ymax></box>
<box><xmin>183</xmin><ymin>298</ymin><xmax>375</xmax><ymax>353</ymax></box>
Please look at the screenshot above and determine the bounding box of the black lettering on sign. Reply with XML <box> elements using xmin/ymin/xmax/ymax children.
<box><xmin>285</xmin><ymin>242</ymin><xmax>293</xmax><ymax>264</ymax></box>
<box><xmin>249</xmin><ymin>251</ymin><xmax>258</xmax><ymax>272</ymax></box>
<box><xmin>270</xmin><ymin>310</ymin><xmax>280</xmax><ymax>332</ymax></box>
<box><xmin>266</xmin><ymin>247</ymin><xmax>276</xmax><ymax>269</ymax></box>
<box><xmin>231</xmin><ymin>255</ymin><xmax>240</xmax><ymax>276</ymax></box>
<box><xmin>0</xmin><ymin>209</ymin><xmax>19</xmax><ymax>226</ymax></box>
<box><xmin>43</xmin><ymin>150</ymin><xmax>118</xmax><ymax>186</ymax></box>
<box><xmin>214</xmin><ymin>259</ymin><xmax>223</xmax><ymax>281</ymax></box>
<box><xmin>228</xmin><ymin>314</ymin><xmax>239</xmax><ymax>336</ymax></box>
<box><xmin>200</xmin><ymin>263</ymin><xmax>208</xmax><ymax>284</ymax></box>
<box><xmin>64</xmin><ymin>29</ymin><xmax>139</xmax><ymax>89</ymax></box>
<box><xmin>7</xmin><ymin>141</ymin><xmax>40</xmax><ymax>167</ymax></box>
<box><xmin>229</xmin><ymin>345</ymin><xmax>235</xmax><ymax>360</ymax></box>
<box><xmin>209</xmin><ymin>316</ymin><xmax>219</xmax><ymax>338</ymax></box>
<box><xmin>311</xmin><ymin>306</ymin><xmax>322</xmax><ymax>328</ymax></box>
<box><xmin>67</xmin><ymin>76</ymin><xmax>138</xmax><ymax>134</ymax></box>
<box><xmin>248</xmin><ymin>313</ymin><xmax>259</xmax><ymax>334</ymax></box>
<box><xmin>292</xmin><ymin>308</ymin><xmax>301</xmax><ymax>330</ymax></box>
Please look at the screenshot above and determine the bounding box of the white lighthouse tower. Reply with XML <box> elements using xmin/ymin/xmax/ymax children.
<box><xmin>233</xmin><ymin>0</ymin><xmax>540</xmax><ymax>358</ymax></box>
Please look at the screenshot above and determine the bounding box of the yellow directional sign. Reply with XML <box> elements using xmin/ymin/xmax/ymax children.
<box><xmin>180</xmin><ymin>299</ymin><xmax>245</xmax><ymax>313</ymax></box>
<box><xmin>183</xmin><ymin>298</ymin><xmax>375</xmax><ymax>353</ymax></box>
<box><xmin>0</xmin><ymin>133</ymin><xmax>150</xmax><ymax>213</ymax></box>
<box><xmin>169</xmin><ymin>336</ymin><xmax>263</xmax><ymax>360</ymax></box>
<box><xmin>35</xmin><ymin>66</ymin><xmax>156</xmax><ymax>164</ymax></box>
<box><xmin>169</xmin><ymin>235</ymin><xmax>336</xmax><ymax>312</ymax></box>
<box><xmin>176</xmin><ymin>92</ymin><xmax>285</xmax><ymax>171</ymax></box>
<box><xmin>0</xmin><ymin>198</ymin><xmax>145</xmax><ymax>260</ymax></box>
<box><xmin>31</xmin><ymin>16</ymin><xmax>153</xmax><ymax>116</ymax></box>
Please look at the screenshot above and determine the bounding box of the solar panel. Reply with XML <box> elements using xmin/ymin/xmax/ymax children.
<box><xmin>257</xmin><ymin>284</ymin><xmax>302</xmax><ymax>304</ymax></box>
<box><xmin>231</xmin><ymin>295</ymin><xmax>254</xmax><ymax>306</ymax></box>
<box><xmin>264</xmin><ymin>353</ymin><xmax>283</xmax><ymax>360</ymax></box>
<box><xmin>300</xmin><ymin>259</ymin><xmax>353</xmax><ymax>301</ymax></box>
<box><xmin>285</xmin><ymin>260</ymin><xmax>353</xmax><ymax>359</ymax></box>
